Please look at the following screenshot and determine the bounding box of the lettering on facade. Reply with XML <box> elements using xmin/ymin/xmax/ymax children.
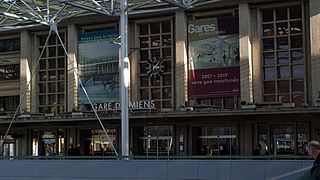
<box><xmin>92</xmin><ymin>100</ymin><xmax>156</xmax><ymax>111</ymax></box>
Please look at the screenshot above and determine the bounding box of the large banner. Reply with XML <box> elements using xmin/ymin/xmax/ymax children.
<box><xmin>78</xmin><ymin>29</ymin><xmax>119</xmax><ymax>104</ymax></box>
<box><xmin>188</xmin><ymin>16</ymin><xmax>240</xmax><ymax>98</ymax></box>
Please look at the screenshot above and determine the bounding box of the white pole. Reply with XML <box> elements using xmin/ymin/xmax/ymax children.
<box><xmin>120</xmin><ymin>0</ymin><xmax>129</xmax><ymax>158</ymax></box>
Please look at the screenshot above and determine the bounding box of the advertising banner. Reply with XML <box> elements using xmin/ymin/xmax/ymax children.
<box><xmin>78</xmin><ymin>29</ymin><xmax>119</xmax><ymax>104</ymax></box>
<box><xmin>188</xmin><ymin>16</ymin><xmax>240</xmax><ymax>98</ymax></box>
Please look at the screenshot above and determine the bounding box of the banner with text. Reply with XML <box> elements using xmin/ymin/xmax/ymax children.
<box><xmin>78</xmin><ymin>29</ymin><xmax>119</xmax><ymax>104</ymax></box>
<box><xmin>188</xmin><ymin>16</ymin><xmax>240</xmax><ymax>98</ymax></box>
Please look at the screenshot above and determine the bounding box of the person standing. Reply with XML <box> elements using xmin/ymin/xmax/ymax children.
<box><xmin>307</xmin><ymin>141</ymin><xmax>320</xmax><ymax>180</ymax></box>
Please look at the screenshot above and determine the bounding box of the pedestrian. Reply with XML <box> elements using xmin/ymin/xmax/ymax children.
<box><xmin>253</xmin><ymin>144</ymin><xmax>262</xmax><ymax>156</ymax></box>
<box><xmin>68</xmin><ymin>145</ymin><xmax>76</xmax><ymax>156</ymax></box>
<box><xmin>307</xmin><ymin>140</ymin><xmax>320</xmax><ymax>180</ymax></box>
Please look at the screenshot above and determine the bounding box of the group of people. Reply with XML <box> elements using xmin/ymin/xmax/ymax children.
<box><xmin>67</xmin><ymin>145</ymin><xmax>83</xmax><ymax>156</ymax></box>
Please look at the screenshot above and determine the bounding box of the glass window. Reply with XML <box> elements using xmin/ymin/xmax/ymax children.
<box><xmin>37</xmin><ymin>32</ymin><xmax>66</xmax><ymax>113</ymax></box>
<box><xmin>0</xmin><ymin>38</ymin><xmax>20</xmax><ymax>53</ymax></box>
<box><xmin>0</xmin><ymin>96</ymin><xmax>19</xmax><ymax>111</ymax></box>
<box><xmin>0</xmin><ymin>64</ymin><xmax>20</xmax><ymax>81</ymax></box>
<box><xmin>138</xmin><ymin>20</ymin><xmax>173</xmax><ymax>110</ymax></box>
<box><xmin>261</xmin><ymin>5</ymin><xmax>304</xmax><ymax>106</ymax></box>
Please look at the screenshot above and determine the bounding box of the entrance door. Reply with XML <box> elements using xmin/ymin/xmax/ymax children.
<box><xmin>1</xmin><ymin>141</ymin><xmax>15</xmax><ymax>156</ymax></box>
<box><xmin>139</xmin><ymin>136</ymin><xmax>173</xmax><ymax>156</ymax></box>
<box><xmin>198</xmin><ymin>135</ymin><xmax>236</xmax><ymax>156</ymax></box>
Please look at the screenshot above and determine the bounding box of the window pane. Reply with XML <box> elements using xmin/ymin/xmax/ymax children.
<box><xmin>263</xmin><ymin>53</ymin><xmax>275</xmax><ymax>65</ymax></box>
<box><xmin>163</xmin><ymin>60</ymin><xmax>171</xmax><ymax>72</ymax></box>
<box><xmin>57</xmin><ymin>46</ymin><xmax>65</xmax><ymax>56</ymax></box>
<box><xmin>39</xmin><ymin>59</ymin><xmax>46</xmax><ymax>70</ymax></box>
<box><xmin>151</xmin><ymin>36</ymin><xmax>160</xmax><ymax>47</ymax></box>
<box><xmin>151</xmin><ymin>49</ymin><xmax>160</xmax><ymax>57</ymax></box>
<box><xmin>39</xmin><ymin>36</ymin><xmax>47</xmax><ymax>46</ymax></box>
<box><xmin>162</xmin><ymin>101</ymin><xmax>172</xmax><ymax>108</ymax></box>
<box><xmin>140</xmin><ymin>89</ymin><xmax>149</xmax><ymax>100</ymax></box>
<box><xmin>278</xmin><ymin>80</ymin><xmax>289</xmax><ymax>93</ymax></box>
<box><xmin>162</xmin><ymin>21</ymin><xmax>171</xmax><ymax>33</ymax></box>
<box><xmin>49</xmin><ymin>36</ymin><xmax>56</xmax><ymax>45</ymax></box>
<box><xmin>48</xmin><ymin>59</ymin><xmax>56</xmax><ymax>69</ymax></box>
<box><xmin>57</xmin><ymin>70</ymin><xmax>64</xmax><ymax>80</ymax></box>
<box><xmin>291</xmin><ymin>50</ymin><xmax>303</xmax><ymax>64</ymax></box>
<box><xmin>151</xmin><ymin>76</ymin><xmax>160</xmax><ymax>86</ymax></box>
<box><xmin>140</xmin><ymin>37</ymin><xmax>149</xmax><ymax>48</ymax></box>
<box><xmin>278</xmin><ymin>95</ymin><xmax>290</xmax><ymax>103</ymax></box>
<box><xmin>290</xmin><ymin>5</ymin><xmax>301</xmax><ymax>19</ymax></box>
<box><xmin>39</xmin><ymin>83</ymin><xmax>46</xmax><ymax>93</ymax></box>
<box><xmin>276</xmin><ymin>7</ymin><xmax>288</xmax><ymax>21</ymax></box>
<box><xmin>140</xmin><ymin>24</ymin><xmax>148</xmax><ymax>35</ymax></box>
<box><xmin>276</xmin><ymin>22</ymin><xmax>288</xmax><ymax>36</ymax></box>
<box><xmin>163</xmin><ymin>74</ymin><xmax>171</xmax><ymax>86</ymax></box>
<box><xmin>58</xmin><ymin>58</ymin><xmax>65</xmax><ymax>68</ymax></box>
<box><xmin>292</xmin><ymin>80</ymin><xmax>304</xmax><ymax>92</ymax></box>
<box><xmin>151</xmin><ymin>88</ymin><xmax>160</xmax><ymax>99</ymax></box>
<box><xmin>58</xmin><ymin>94</ymin><xmax>64</xmax><ymax>104</ymax></box>
<box><xmin>277</xmin><ymin>51</ymin><xmax>289</xmax><ymax>65</ymax></box>
<box><xmin>39</xmin><ymin>48</ymin><xmax>46</xmax><ymax>58</ymax></box>
<box><xmin>48</xmin><ymin>83</ymin><xmax>56</xmax><ymax>93</ymax></box>
<box><xmin>151</xmin><ymin>23</ymin><xmax>160</xmax><ymax>34</ymax></box>
<box><xmin>264</xmin><ymin>67</ymin><xmax>275</xmax><ymax>80</ymax></box>
<box><xmin>278</xmin><ymin>66</ymin><xmax>290</xmax><ymax>79</ymax></box>
<box><xmin>162</xmin><ymin>35</ymin><xmax>171</xmax><ymax>46</ymax></box>
<box><xmin>264</xmin><ymin>95</ymin><xmax>275</xmax><ymax>102</ymax></box>
<box><xmin>162</xmin><ymin>48</ymin><xmax>171</xmax><ymax>59</ymax></box>
<box><xmin>140</xmin><ymin>76</ymin><xmax>149</xmax><ymax>87</ymax></box>
<box><xmin>58</xmin><ymin>82</ymin><xmax>64</xmax><ymax>92</ymax></box>
<box><xmin>263</xmin><ymin>38</ymin><xmax>274</xmax><ymax>51</ymax></box>
<box><xmin>48</xmin><ymin>71</ymin><xmax>56</xmax><ymax>81</ymax></box>
<box><xmin>264</xmin><ymin>81</ymin><xmax>275</xmax><ymax>94</ymax></box>
<box><xmin>262</xmin><ymin>9</ymin><xmax>273</xmax><ymax>22</ymax></box>
<box><xmin>292</xmin><ymin>65</ymin><xmax>304</xmax><ymax>78</ymax></box>
<box><xmin>291</xmin><ymin>36</ymin><xmax>303</xmax><ymax>48</ymax></box>
<box><xmin>163</xmin><ymin>87</ymin><xmax>172</xmax><ymax>99</ymax></box>
<box><xmin>140</xmin><ymin>63</ymin><xmax>148</xmax><ymax>74</ymax></box>
<box><xmin>277</xmin><ymin>37</ymin><xmax>288</xmax><ymax>50</ymax></box>
<box><xmin>39</xmin><ymin>95</ymin><xmax>46</xmax><ymax>105</ymax></box>
<box><xmin>6</xmin><ymin>39</ymin><xmax>15</xmax><ymax>51</ymax></box>
<box><xmin>292</xmin><ymin>94</ymin><xmax>304</xmax><ymax>106</ymax></box>
<box><xmin>48</xmin><ymin>47</ymin><xmax>56</xmax><ymax>57</ymax></box>
<box><xmin>48</xmin><ymin>95</ymin><xmax>56</xmax><ymax>105</ymax></box>
<box><xmin>290</xmin><ymin>21</ymin><xmax>302</xmax><ymax>34</ymax></box>
<box><xmin>263</xmin><ymin>24</ymin><xmax>274</xmax><ymax>37</ymax></box>
<box><xmin>39</xmin><ymin>72</ymin><xmax>46</xmax><ymax>81</ymax></box>
<box><xmin>140</xmin><ymin>50</ymin><xmax>149</xmax><ymax>62</ymax></box>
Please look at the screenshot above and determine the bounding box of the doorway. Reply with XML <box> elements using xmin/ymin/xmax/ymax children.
<box><xmin>198</xmin><ymin>135</ymin><xmax>236</xmax><ymax>155</ymax></box>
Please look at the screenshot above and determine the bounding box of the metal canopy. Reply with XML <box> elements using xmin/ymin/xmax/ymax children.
<box><xmin>0</xmin><ymin>0</ymin><xmax>223</xmax><ymax>30</ymax></box>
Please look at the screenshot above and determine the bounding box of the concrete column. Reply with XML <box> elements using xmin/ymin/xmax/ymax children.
<box><xmin>239</xmin><ymin>3</ymin><xmax>254</xmax><ymax>104</ymax></box>
<box><xmin>67</xmin><ymin>24</ymin><xmax>78</xmax><ymax>112</ymax></box>
<box><xmin>20</xmin><ymin>30</ymin><xmax>32</xmax><ymax>112</ymax></box>
<box><xmin>175</xmin><ymin>10</ymin><xmax>188</xmax><ymax>109</ymax></box>
<box><xmin>310</xmin><ymin>0</ymin><xmax>320</xmax><ymax>106</ymax></box>
<box><xmin>251</xmin><ymin>8</ymin><xmax>262</xmax><ymax>103</ymax></box>
<box><xmin>130</xmin><ymin>21</ymin><xmax>139</xmax><ymax>102</ymax></box>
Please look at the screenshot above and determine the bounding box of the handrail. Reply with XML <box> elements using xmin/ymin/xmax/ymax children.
<box><xmin>0</xmin><ymin>155</ymin><xmax>312</xmax><ymax>160</ymax></box>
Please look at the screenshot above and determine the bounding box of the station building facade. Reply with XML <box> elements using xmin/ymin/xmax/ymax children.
<box><xmin>0</xmin><ymin>0</ymin><xmax>320</xmax><ymax>157</ymax></box>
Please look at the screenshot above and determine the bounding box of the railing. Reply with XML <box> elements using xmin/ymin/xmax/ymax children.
<box><xmin>0</xmin><ymin>155</ymin><xmax>312</xmax><ymax>160</ymax></box>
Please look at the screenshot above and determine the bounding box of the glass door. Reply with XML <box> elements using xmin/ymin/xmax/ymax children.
<box><xmin>140</xmin><ymin>136</ymin><xmax>173</xmax><ymax>156</ymax></box>
<box><xmin>198</xmin><ymin>135</ymin><xmax>236</xmax><ymax>156</ymax></box>
<box><xmin>197</xmin><ymin>126</ymin><xmax>237</xmax><ymax>156</ymax></box>
<box><xmin>139</xmin><ymin>126</ymin><xmax>174</xmax><ymax>156</ymax></box>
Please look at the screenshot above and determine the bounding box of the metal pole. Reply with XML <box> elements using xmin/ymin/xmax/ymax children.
<box><xmin>120</xmin><ymin>0</ymin><xmax>129</xmax><ymax>158</ymax></box>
